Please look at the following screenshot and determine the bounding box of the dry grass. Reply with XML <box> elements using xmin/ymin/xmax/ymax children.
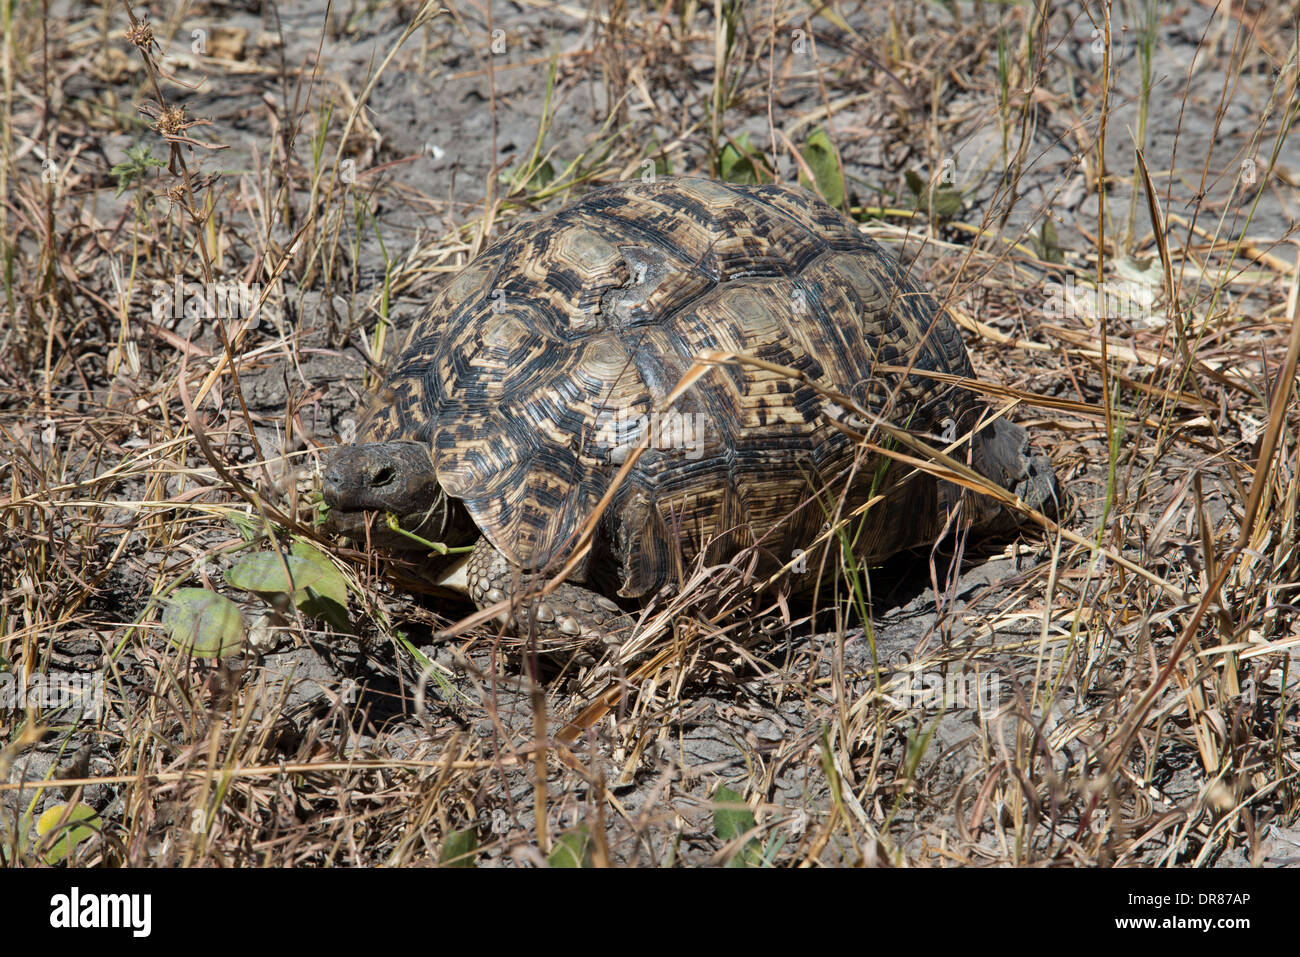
<box><xmin>0</xmin><ymin>0</ymin><xmax>1297</xmax><ymax>867</ymax></box>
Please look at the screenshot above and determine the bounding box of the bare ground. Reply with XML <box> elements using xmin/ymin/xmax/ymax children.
<box><xmin>1</xmin><ymin>0</ymin><xmax>1298</xmax><ymax>867</ymax></box>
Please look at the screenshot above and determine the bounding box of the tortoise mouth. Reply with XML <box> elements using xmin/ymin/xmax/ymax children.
<box><xmin>965</xmin><ymin>417</ymin><xmax>1065</xmax><ymax>534</ymax></box>
<box><xmin>321</xmin><ymin>440</ymin><xmax>456</xmax><ymax>550</ymax></box>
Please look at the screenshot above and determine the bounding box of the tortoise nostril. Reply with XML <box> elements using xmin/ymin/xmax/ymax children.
<box><xmin>370</xmin><ymin>466</ymin><xmax>397</xmax><ymax>488</ymax></box>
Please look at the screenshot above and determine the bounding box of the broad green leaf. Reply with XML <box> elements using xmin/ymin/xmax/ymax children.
<box><xmin>227</xmin><ymin>552</ymin><xmax>305</xmax><ymax>595</ymax></box>
<box><xmin>904</xmin><ymin>167</ymin><xmax>962</xmax><ymax>221</ymax></box>
<box><xmin>289</xmin><ymin>540</ymin><xmax>349</xmax><ymax>606</ymax></box>
<box><xmin>713</xmin><ymin>785</ymin><xmax>762</xmax><ymax>868</ymax></box>
<box><xmin>439</xmin><ymin>828</ymin><xmax>479</xmax><ymax>868</ymax></box>
<box><xmin>547</xmin><ymin>824</ymin><xmax>593</xmax><ymax>868</ymax></box>
<box><xmin>36</xmin><ymin>803</ymin><xmax>99</xmax><ymax>865</ymax></box>
<box><xmin>928</xmin><ymin>187</ymin><xmax>964</xmax><ymax>220</ymax></box>
<box><xmin>289</xmin><ymin>540</ymin><xmax>352</xmax><ymax>631</ymax></box>
<box><xmin>0</xmin><ymin>810</ymin><xmax>31</xmax><ymax>864</ymax></box>
<box><xmin>162</xmin><ymin>588</ymin><xmax>246</xmax><ymax>658</ymax></box>
<box><xmin>227</xmin><ymin>548</ymin><xmax>350</xmax><ymax>630</ymax></box>
<box><xmin>799</xmin><ymin>126</ymin><xmax>845</xmax><ymax>209</ymax></box>
<box><xmin>719</xmin><ymin>133</ymin><xmax>770</xmax><ymax>185</ymax></box>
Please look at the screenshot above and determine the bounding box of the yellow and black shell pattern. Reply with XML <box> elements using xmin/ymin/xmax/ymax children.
<box><xmin>358</xmin><ymin>177</ymin><xmax>977</xmax><ymax>597</ymax></box>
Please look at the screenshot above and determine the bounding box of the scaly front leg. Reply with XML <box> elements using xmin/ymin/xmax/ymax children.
<box><xmin>465</xmin><ymin>537</ymin><xmax>632</xmax><ymax>649</ymax></box>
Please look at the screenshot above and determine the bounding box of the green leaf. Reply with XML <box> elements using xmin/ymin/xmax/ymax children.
<box><xmin>439</xmin><ymin>828</ymin><xmax>479</xmax><ymax>867</ymax></box>
<box><xmin>292</xmin><ymin>542</ymin><xmax>353</xmax><ymax>631</ymax></box>
<box><xmin>799</xmin><ymin>126</ymin><xmax>845</xmax><ymax>209</ymax></box>
<box><xmin>720</xmin><ymin>0</ymin><xmax>742</xmax><ymax>53</ymax></box>
<box><xmin>547</xmin><ymin>824</ymin><xmax>593</xmax><ymax>868</ymax></box>
<box><xmin>227</xmin><ymin>546</ymin><xmax>351</xmax><ymax>630</ymax></box>
<box><xmin>713</xmin><ymin>785</ymin><xmax>762</xmax><ymax>867</ymax></box>
<box><xmin>394</xmin><ymin>631</ymin><xmax>463</xmax><ymax>704</ymax></box>
<box><xmin>644</xmin><ymin>134</ymin><xmax>672</xmax><ymax>177</ymax></box>
<box><xmin>1036</xmin><ymin>218</ymin><xmax>1065</xmax><ymax>264</ymax></box>
<box><xmin>930</xmin><ymin>187</ymin><xmax>964</xmax><ymax>220</ymax></box>
<box><xmin>904</xmin><ymin>168</ymin><xmax>962</xmax><ymax>221</ymax></box>
<box><xmin>719</xmin><ymin>132</ymin><xmax>770</xmax><ymax>185</ymax></box>
<box><xmin>36</xmin><ymin>803</ymin><xmax>99</xmax><ymax>865</ymax></box>
<box><xmin>162</xmin><ymin>588</ymin><xmax>246</xmax><ymax>658</ymax></box>
<box><xmin>310</xmin><ymin>491</ymin><xmax>332</xmax><ymax>529</ymax></box>
<box><xmin>227</xmin><ymin>512</ymin><xmax>260</xmax><ymax>541</ymax></box>
<box><xmin>501</xmin><ymin>158</ymin><xmax>555</xmax><ymax>193</ymax></box>
<box><xmin>109</xmin><ymin>144</ymin><xmax>165</xmax><ymax>197</ymax></box>
<box><xmin>531</xmin><ymin>160</ymin><xmax>556</xmax><ymax>190</ymax></box>
<box><xmin>227</xmin><ymin>552</ymin><xmax>303</xmax><ymax>595</ymax></box>
<box><xmin>288</xmin><ymin>541</ymin><xmax>348</xmax><ymax>604</ymax></box>
<box><xmin>1</xmin><ymin>810</ymin><xmax>31</xmax><ymax>864</ymax></box>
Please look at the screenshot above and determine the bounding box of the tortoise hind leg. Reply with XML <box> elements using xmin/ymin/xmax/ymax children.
<box><xmin>465</xmin><ymin>537</ymin><xmax>632</xmax><ymax>648</ymax></box>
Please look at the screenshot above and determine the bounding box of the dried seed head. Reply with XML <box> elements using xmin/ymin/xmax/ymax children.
<box><xmin>156</xmin><ymin>105</ymin><xmax>186</xmax><ymax>136</ymax></box>
<box><xmin>124</xmin><ymin>19</ymin><xmax>154</xmax><ymax>50</ymax></box>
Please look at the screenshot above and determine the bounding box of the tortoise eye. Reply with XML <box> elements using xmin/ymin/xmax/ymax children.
<box><xmin>370</xmin><ymin>466</ymin><xmax>396</xmax><ymax>488</ymax></box>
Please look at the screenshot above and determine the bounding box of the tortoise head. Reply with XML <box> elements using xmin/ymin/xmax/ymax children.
<box><xmin>321</xmin><ymin>440</ymin><xmax>459</xmax><ymax>550</ymax></box>
<box><xmin>968</xmin><ymin>417</ymin><xmax>1064</xmax><ymax>531</ymax></box>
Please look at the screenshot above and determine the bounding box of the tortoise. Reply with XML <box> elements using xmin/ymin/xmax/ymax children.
<box><xmin>322</xmin><ymin>177</ymin><xmax>1059</xmax><ymax>644</ymax></box>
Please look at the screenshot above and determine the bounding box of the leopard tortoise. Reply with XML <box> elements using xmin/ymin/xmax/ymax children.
<box><xmin>322</xmin><ymin>177</ymin><xmax>1059</xmax><ymax>644</ymax></box>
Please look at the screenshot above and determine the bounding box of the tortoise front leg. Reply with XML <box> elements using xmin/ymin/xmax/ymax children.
<box><xmin>465</xmin><ymin>537</ymin><xmax>631</xmax><ymax>648</ymax></box>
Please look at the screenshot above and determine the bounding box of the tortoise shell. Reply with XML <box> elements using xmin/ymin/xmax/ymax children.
<box><xmin>355</xmin><ymin>177</ymin><xmax>1004</xmax><ymax>597</ymax></box>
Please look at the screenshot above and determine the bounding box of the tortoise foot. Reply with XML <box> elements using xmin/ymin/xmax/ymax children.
<box><xmin>465</xmin><ymin>538</ymin><xmax>632</xmax><ymax>648</ymax></box>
